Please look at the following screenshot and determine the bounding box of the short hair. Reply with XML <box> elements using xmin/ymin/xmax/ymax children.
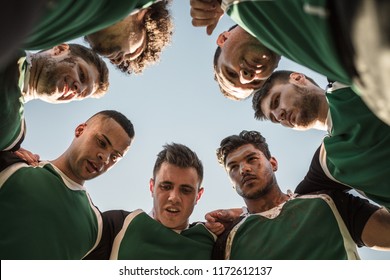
<box><xmin>252</xmin><ymin>70</ymin><xmax>319</xmax><ymax>120</ymax></box>
<box><xmin>216</xmin><ymin>130</ymin><xmax>271</xmax><ymax>166</ymax></box>
<box><xmin>213</xmin><ymin>24</ymin><xmax>241</xmax><ymax>100</ymax></box>
<box><xmin>89</xmin><ymin>110</ymin><xmax>135</xmax><ymax>139</ymax></box>
<box><xmin>117</xmin><ymin>0</ymin><xmax>174</xmax><ymax>74</ymax></box>
<box><xmin>67</xmin><ymin>44</ymin><xmax>109</xmax><ymax>98</ymax></box>
<box><xmin>152</xmin><ymin>143</ymin><xmax>204</xmax><ymax>188</ymax></box>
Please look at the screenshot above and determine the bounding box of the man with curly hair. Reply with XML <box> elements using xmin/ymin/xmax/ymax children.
<box><xmin>2</xmin><ymin>0</ymin><xmax>173</xmax><ymax>75</ymax></box>
<box><xmin>84</xmin><ymin>0</ymin><xmax>174</xmax><ymax>75</ymax></box>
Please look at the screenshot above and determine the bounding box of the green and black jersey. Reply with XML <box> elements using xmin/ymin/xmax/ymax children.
<box><xmin>0</xmin><ymin>161</ymin><xmax>102</xmax><ymax>259</ymax></box>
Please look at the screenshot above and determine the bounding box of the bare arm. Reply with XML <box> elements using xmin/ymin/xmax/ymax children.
<box><xmin>362</xmin><ymin>207</ymin><xmax>390</xmax><ymax>250</ymax></box>
<box><xmin>190</xmin><ymin>0</ymin><xmax>224</xmax><ymax>35</ymax></box>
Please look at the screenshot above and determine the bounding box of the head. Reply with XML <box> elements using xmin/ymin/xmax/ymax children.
<box><xmin>214</xmin><ymin>25</ymin><xmax>281</xmax><ymax>100</ymax></box>
<box><xmin>30</xmin><ymin>43</ymin><xmax>109</xmax><ymax>103</ymax></box>
<box><xmin>216</xmin><ymin>130</ymin><xmax>278</xmax><ymax>201</ymax></box>
<box><xmin>252</xmin><ymin>71</ymin><xmax>327</xmax><ymax>130</ymax></box>
<box><xmin>85</xmin><ymin>0</ymin><xmax>173</xmax><ymax>74</ymax></box>
<box><xmin>62</xmin><ymin>110</ymin><xmax>135</xmax><ymax>185</ymax></box>
<box><xmin>150</xmin><ymin>143</ymin><xmax>204</xmax><ymax>231</ymax></box>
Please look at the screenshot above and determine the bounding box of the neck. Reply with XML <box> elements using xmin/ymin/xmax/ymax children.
<box><xmin>317</xmin><ymin>93</ymin><xmax>329</xmax><ymax>128</ymax></box>
<box><xmin>50</xmin><ymin>153</ymin><xmax>85</xmax><ymax>186</ymax></box>
<box><xmin>245</xmin><ymin>187</ymin><xmax>289</xmax><ymax>214</ymax></box>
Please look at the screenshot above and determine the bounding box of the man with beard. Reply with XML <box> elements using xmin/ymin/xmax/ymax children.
<box><xmin>0</xmin><ymin>110</ymin><xmax>135</xmax><ymax>259</ymax></box>
<box><xmin>251</xmin><ymin>71</ymin><xmax>390</xmax><ymax>210</ymax></box>
<box><xmin>0</xmin><ymin>43</ymin><xmax>108</xmax><ymax>152</ymax></box>
<box><xmin>190</xmin><ymin>0</ymin><xmax>390</xmax><ymax>126</ymax></box>
<box><xmin>5</xmin><ymin>0</ymin><xmax>173</xmax><ymax>75</ymax></box>
<box><xmin>210</xmin><ymin>130</ymin><xmax>390</xmax><ymax>259</ymax></box>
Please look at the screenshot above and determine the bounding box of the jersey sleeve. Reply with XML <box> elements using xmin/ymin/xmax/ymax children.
<box><xmin>83</xmin><ymin>209</ymin><xmax>131</xmax><ymax>260</ymax></box>
<box><xmin>295</xmin><ymin>145</ymin><xmax>351</xmax><ymax>194</ymax></box>
<box><xmin>322</xmin><ymin>190</ymin><xmax>380</xmax><ymax>247</ymax></box>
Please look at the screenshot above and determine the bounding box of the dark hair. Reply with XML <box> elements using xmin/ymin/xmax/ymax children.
<box><xmin>216</xmin><ymin>130</ymin><xmax>271</xmax><ymax>166</ymax></box>
<box><xmin>213</xmin><ymin>24</ymin><xmax>240</xmax><ymax>100</ymax></box>
<box><xmin>252</xmin><ymin>70</ymin><xmax>319</xmax><ymax>120</ymax></box>
<box><xmin>118</xmin><ymin>0</ymin><xmax>174</xmax><ymax>74</ymax></box>
<box><xmin>68</xmin><ymin>44</ymin><xmax>109</xmax><ymax>97</ymax></box>
<box><xmin>90</xmin><ymin>110</ymin><xmax>135</xmax><ymax>139</ymax></box>
<box><xmin>153</xmin><ymin>143</ymin><xmax>203</xmax><ymax>187</ymax></box>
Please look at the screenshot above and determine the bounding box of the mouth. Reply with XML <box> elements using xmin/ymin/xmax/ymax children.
<box><xmin>86</xmin><ymin>160</ymin><xmax>103</xmax><ymax>174</ymax></box>
<box><xmin>241</xmin><ymin>175</ymin><xmax>257</xmax><ymax>186</ymax></box>
<box><xmin>165</xmin><ymin>206</ymin><xmax>180</xmax><ymax>215</ymax></box>
<box><xmin>57</xmin><ymin>83</ymin><xmax>77</xmax><ymax>101</ymax></box>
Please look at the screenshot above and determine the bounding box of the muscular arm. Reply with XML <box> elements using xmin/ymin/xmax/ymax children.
<box><xmin>362</xmin><ymin>207</ymin><xmax>390</xmax><ymax>250</ymax></box>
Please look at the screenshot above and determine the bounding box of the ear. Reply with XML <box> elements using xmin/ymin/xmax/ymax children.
<box><xmin>149</xmin><ymin>178</ymin><xmax>155</xmax><ymax>197</ymax></box>
<box><xmin>74</xmin><ymin>123</ymin><xmax>87</xmax><ymax>137</ymax></box>
<box><xmin>289</xmin><ymin>72</ymin><xmax>307</xmax><ymax>86</ymax></box>
<box><xmin>196</xmin><ymin>187</ymin><xmax>204</xmax><ymax>203</ymax></box>
<box><xmin>269</xmin><ymin>156</ymin><xmax>278</xmax><ymax>172</ymax></box>
<box><xmin>136</xmin><ymin>7</ymin><xmax>149</xmax><ymax>20</ymax></box>
<box><xmin>216</xmin><ymin>31</ymin><xmax>229</xmax><ymax>47</ymax></box>
<box><xmin>52</xmin><ymin>44</ymin><xmax>70</xmax><ymax>56</ymax></box>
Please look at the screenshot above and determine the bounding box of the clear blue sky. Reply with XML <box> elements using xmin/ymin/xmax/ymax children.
<box><xmin>23</xmin><ymin>1</ymin><xmax>388</xmax><ymax>259</ymax></box>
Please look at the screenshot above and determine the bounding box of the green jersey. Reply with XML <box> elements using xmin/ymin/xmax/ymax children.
<box><xmin>0</xmin><ymin>50</ymin><xmax>27</xmax><ymax>151</ymax></box>
<box><xmin>110</xmin><ymin>210</ymin><xmax>216</xmax><ymax>260</ymax></box>
<box><xmin>321</xmin><ymin>84</ymin><xmax>390</xmax><ymax>209</ymax></box>
<box><xmin>23</xmin><ymin>0</ymin><xmax>157</xmax><ymax>50</ymax></box>
<box><xmin>0</xmin><ymin>161</ymin><xmax>102</xmax><ymax>259</ymax></box>
<box><xmin>221</xmin><ymin>192</ymin><xmax>375</xmax><ymax>260</ymax></box>
<box><xmin>221</xmin><ymin>0</ymin><xmax>351</xmax><ymax>85</ymax></box>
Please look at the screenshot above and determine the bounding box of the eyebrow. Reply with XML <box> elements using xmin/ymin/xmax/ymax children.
<box><xmin>220</xmin><ymin>66</ymin><xmax>236</xmax><ymax>88</ymax></box>
<box><xmin>227</xmin><ymin>151</ymin><xmax>259</xmax><ymax>167</ymax></box>
<box><xmin>102</xmin><ymin>134</ymin><xmax>123</xmax><ymax>157</ymax></box>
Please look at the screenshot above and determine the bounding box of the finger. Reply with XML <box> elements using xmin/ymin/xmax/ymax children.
<box><xmin>190</xmin><ymin>0</ymin><xmax>217</xmax><ymax>10</ymax></box>
<box><xmin>13</xmin><ymin>151</ymin><xmax>27</xmax><ymax>161</ymax></box>
<box><xmin>190</xmin><ymin>7</ymin><xmax>219</xmax><ymax>20</ymax></box>
<box><xmin>206</xmin><ymin>22</ymin><xmax>218</xmax><ymax>35</ymax></box>
<box><xmin>205</xmin><ymin>222</ymin><xmax>224</xmax><ymax>235</ymax></box>
<box><xmin>14</xmin><ymin>151</ymin><xmax>38</xmax><ymax>166</ymax></box>
<box><xmin>205</xmin><ymin>213</ymin><xmax>217</xmax><ymax>222</ymax></box>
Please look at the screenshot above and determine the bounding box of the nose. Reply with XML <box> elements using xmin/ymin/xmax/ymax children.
<box><xmin>239</xmin><ymin>162</ymin><xmax>251</xmax><ymax>175</ymax></box>
<box><xmin>239</xmin><ymin>68</ymin><xmax>256</xmax><ymax>84</ymax></box>
<box><xmin>97</xmin><ymin>152</ymin><xmax>110</xmax><ymax>165</ymax></box>
<box><xmin>72</xmin><ymin>81</ymin><xmax>87</xmax><ymax>96</ymax></box>
<box><xmin>168</xmin><ymin>189</ymin><xmax>180</xmax><ymax>204</ymax></box>
<box><xmin>272</xmin><ymin>108</ymin><xmax>286</xmax><ymax>123</ymax></box>
<box><xmin>110</xmin><ymin>52</ymin><xmax>124</xmax><ymax>65</ymax></box>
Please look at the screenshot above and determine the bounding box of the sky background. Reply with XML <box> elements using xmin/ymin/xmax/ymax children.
<box><xmin>22</xmin><ymin>1</ymin><xmax>388</xmax><ymax>259</ymax></box>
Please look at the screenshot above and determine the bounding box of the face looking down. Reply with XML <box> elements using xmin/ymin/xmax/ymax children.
<box><xmin>150</xmin><ymin>162</ymin><xmax>204</xmax><ymax>231</ymax></box>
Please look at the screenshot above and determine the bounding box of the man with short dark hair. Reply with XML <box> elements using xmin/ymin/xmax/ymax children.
<box><xmin>0</xmin><ymin>110</ymin><xmax>135</xmax><ymax>259</ymax></box>
<box><xmin>213</xmin><ymin>25</ymin><xmax>280</xmax><ymax>101</ymax></box>
<box><xmin>251</xmin><ymin>70</ymin><xmax>390</xmax><ymax>210</ymax></box>
<box><xmin>190</xmin><ymin>0</ymin><xmax>390</xmax><ymax>125</ymax></box>
<box><xmin>84</xmin><ymin>143</ymin><xmax>216</xmax><ymax>260</ymax></box>
<box><xmin>210</xmin><ymin>130</ymin><xmax>390</xmax><ymax>259</ymax></box>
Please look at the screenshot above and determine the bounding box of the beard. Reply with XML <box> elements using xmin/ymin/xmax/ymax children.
<box><xmin>35</xmin><ymin>59</ymin><xmax>60</xmax><ymax>97</ymax></box>
<box><xmin>293</xmin><ymin>86</ymin><xmax>321</xmax><ymax>128</ymax></box>
<box><xmin>35</xmin><ymin>57</ymin><xmax>76</xmax><ymax>102</ymax></box>
<box><xmin>236</xmin><ymin>175</ymin><xmax>275</xmax><ymax>200</ymax></box>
